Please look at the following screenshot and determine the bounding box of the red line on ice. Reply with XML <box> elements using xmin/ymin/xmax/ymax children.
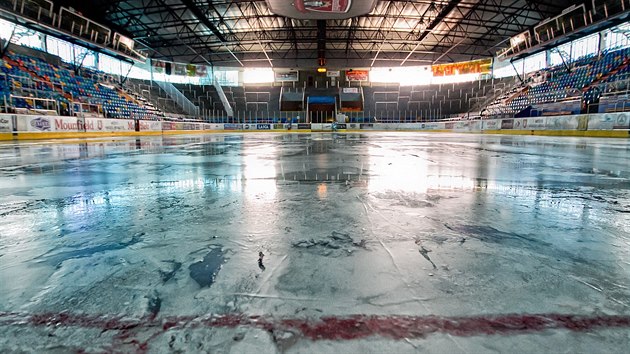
<box><xmin>1</xmin><ymin>311</ymin><xmax>629</xmax><ymax>340</ymax></box>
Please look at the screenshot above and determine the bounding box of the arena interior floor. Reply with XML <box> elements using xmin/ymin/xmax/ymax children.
<box><xmin>1</xmin><ymin>132</ymin><xmax>629</xmax><ymax>353</ymax></box>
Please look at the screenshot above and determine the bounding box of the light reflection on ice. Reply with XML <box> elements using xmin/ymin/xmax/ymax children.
<box><xmin>241</xmin><ymin>142</ymin><xmax>278</xmax><ymax>202</ymax></box>
<box><xmin>366</xmin><ymin>146</ymin><xmax>477</xmax><ymax>193</ymax></box>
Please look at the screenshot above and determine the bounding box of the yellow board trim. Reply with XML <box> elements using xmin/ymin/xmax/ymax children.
<box><xmin>483</xmin><ymin>129</ymin><xmax>630</xmax><ymax>138</ymax></box>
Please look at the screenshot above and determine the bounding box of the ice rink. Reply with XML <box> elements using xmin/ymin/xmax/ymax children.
<box><xmin>1</xmin><ymin>132</ymin><xmax>629</xmax><ymax>353</ymax></box>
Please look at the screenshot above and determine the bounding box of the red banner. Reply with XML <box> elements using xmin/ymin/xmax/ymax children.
<box><xmin>345</xmin><ymin>69</ymin><xmax>368</xmax><ymax>81</ymax></box>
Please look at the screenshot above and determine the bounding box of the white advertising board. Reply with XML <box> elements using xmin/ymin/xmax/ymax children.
<box><xmin>17</xmin><ymin>115</ymin><xmax>55</xmax><ymax>132</ymax></box>
<box><xmin>0</xmin><ymin>114</ymin><xmax>13</xmax><ymax>132</ymax></box>
<box><xmin>587</xmin><ymin>114</ymin><xmax>615</xmax><ymax>130</ymax></box>
<box><xmin>420</xmin><ymin>122</ymin><xmax>446</xmax><ymax>130</ymax></box>
<box><xmin>139</xmin><ymin>120</ymin><xmax>162</xmax><ymax>131</ymax></box>
<box><xmin>205</xmin><ymin>124</ymin><xmax>224</xmax><ymax>130</ymax></box>
<box><xmin>85</xmin><ymin>118</ymin><xmax>135</xmax><ymax>132</ymax></box>
<box><xmin>512</xmin><ymin>119</ymin><xmax>525</xmax><ymax>129</ymax></box>
<box><xmin>521</xmin><ymin>117</ymin><xmax>546</xmax><ymax>129</ymax></box>
<box><xmin>610</xmin><ymin>112</ymin><xmax>630</xmax><ymax>129</ymax></box>
<box><xmin>482</xmin><ymin>119</ymin><xmax>501</xmax><ymax>130</ymax></box>
<box><xmin>546</xmin><ymin>115</ymin><xmax>579</xmax><ymax>130</ymax></box>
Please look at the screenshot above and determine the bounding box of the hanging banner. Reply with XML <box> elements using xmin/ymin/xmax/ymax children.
<box><xmin>196</xmin><ymin>65</ymin><xmax>208</xmax><ymax>77</ymax></box>
<box><xmin>186</xmin><ymin>64</ymin><xmax>197</xmax><ymax>77</ymax></box>
<box><xmin>345</xmin><ymin>70</ymin><xmax>368</xmax><ymax>81</ymax></box>
<box><xmin>327</xmin><ymin>70</ymin><xmax>340</xmax><ymax>77</ymax></box>
<box><xmin>432</xmin><ymin>58</ymin><xmax>492</xmax><ymax>76</ymax></box>
<box><xmin>174</xmin><ymin>63</ymin><xmax>187</xmax><ymax>76</ymax></box>
<box><xmin>152</xmin><ymin>60</ymin><xmax>166</xmax><ymax>74</ymax></box>
<box><xmin>275</xmin><ymin>71</ymin><xmax>299</xmax><ymax>82</ymax></box>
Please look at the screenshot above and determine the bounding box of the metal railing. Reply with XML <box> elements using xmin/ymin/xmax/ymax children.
<box><xmin>196</xmin><ymin>110</ymin><xmax>482</xmax><ymax>124</ymax></box>
<box><xmin>155</xmin><ymin>81</ymin><xmax>200</xmax><ymax>116</ymax></box>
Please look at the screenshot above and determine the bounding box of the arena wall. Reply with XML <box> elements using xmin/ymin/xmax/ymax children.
<box><xmin>0</xmin><ymin>112</ymin><xmax>628</xmax><ymax>141</ymax></box>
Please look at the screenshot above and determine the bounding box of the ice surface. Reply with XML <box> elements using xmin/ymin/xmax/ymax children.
<box><xmin>0</xmin><ymin>133</ymin><xmax>629</xmax><ymax>352</ymax></box>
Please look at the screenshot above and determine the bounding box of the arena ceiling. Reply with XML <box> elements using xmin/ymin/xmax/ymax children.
<box><xmin>58</xmin><ymin>0</ymin><xmax>586</xmax><ymax>68</ymax></box>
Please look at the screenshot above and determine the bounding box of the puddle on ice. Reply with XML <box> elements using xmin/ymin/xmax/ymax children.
<box><xmin>189</xmin><ymin>247</ymin><xmax>225</xmax><ymax>287</ymax></box>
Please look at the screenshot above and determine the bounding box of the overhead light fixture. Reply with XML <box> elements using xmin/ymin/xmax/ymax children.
<box><xmin>317</xmin><ymin>67</ymin><xmax>327</xmax><ymax>73</ymax></box>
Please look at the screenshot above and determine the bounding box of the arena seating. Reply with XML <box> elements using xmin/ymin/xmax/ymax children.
<box><xmin>483</xmin><ymin>47</ymin><xmax>630</xmax><ymax>117</ymax></box>
<box><xmin>3</xmin><ymin>42</ymin><xmax>630</xmax><ymax>123</ymax></box>
<box><xmin>126</xmin><ymin>79</ymin><xmax>188</xmax><ymax>116</ymax></box>
<box><xmin>0</xmin><ymin>51</ymin><xmax>160</xmax><ymax>119</ymax></box>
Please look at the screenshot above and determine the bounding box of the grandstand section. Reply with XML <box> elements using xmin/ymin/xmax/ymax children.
<box><xmin>126</xmin><ymin>79</ymin><xmax>188</xmax><ymax>117</ymax></box>
<box><xmin>483</xmin><ymin>46</ymin><xmax>630</xmax><ymax>118</ymax></box>
<box><xmin>1</xmin><ymin>46</ymin><xmax>160</xmax><ymax>120</ymax></box>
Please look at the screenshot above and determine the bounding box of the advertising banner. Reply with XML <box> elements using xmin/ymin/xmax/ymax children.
<box><xmin>186</xmin><ymin>64</ymin><xmax>197</xmax><ymax>77</ymax></box>
<box><xmin>587</xmin><ymin>114</ymin><xmax>615</xmax><ymax>130</ymax></box>
<box><xmin>54</xmin><ymin>117</ymin><xmax>84</xmax><ymax>132</ymax></box>
<box><xmin>359</xmin><ymin>123</ymin><xmax>374</xmax><ymax>129</ymax></box>
<box><xmin>454</xmin><ymin>121</ymin><xmax>470</xmax><ymax>131</ymax></box>
<box><xmin>163</xmin><ymin>122</ymin><xmax>204</xmax><ymax>131</ymax></box>
<box><xmin>501</xmin><ymin>119</ymin><xmax>514</xmax><ymax>129</ymax></box>
<box><xmin>327</xmin><ymin>70</ymin><xmax>340</xmax><ymax>77</ymax></box>
<box><xmin>611</xmin><ymin>113</ymin><xmax>630</xmax><ymax>129</ymax></box>
<box><xmin>205</xmin><ymin>124</ymin><xmax>223</xmax><ymax>130</ymax></box>
<box><xmin>184</xmin><ymin>123</ymin><xmax>204</xmax><ymax>130</ymax></box>
<box><xmin>257</xmin><ymin>124</ymin><xmax>271</xmax><ymax>130</ymax></box>
<box><xmin>139</xmin><ymin>120</ymin><xmax>162</xmax><ymax>131</ymax></box>
<box><xmin>196</xmin><ymin>65</ymin><xmax>208</xmax><ymax>77</ymax></box>
<box><xmin>420</xmin><ymin>122</ymin><xmax>444</xmax><ymax>130</ymax></box>
<box><xmin>521</xmin><ymin>117</ymin><xmax>546</xmax><ymax>129</ymax></box>
<box><xmin>18</xmin><ymin>116</ymin><xmax>84</xmax><ymax>132</ymax></box>
<box><xmin>297</xmin><ymin>123</ymin><xmax>311</xmax><ymax>129</ymax></box>
<box><xmin>346</xmin><ymin>70</ymin><xmax>369</xmax><ymax>81</ymax></box>
<box><xmin>275</xmin><ymin>71</ymin><xmax>299</xmax><ymax>82</ymax></box>
<box><xmin>152</xmin><ymin>60</ymin><xmax>166</xmax><ymax>74</ymax></box>
<box><xmin>18</xmin><ymin>116</ymin><xmax>52</xmax><ymax>132</ymax></box>
<box><xmin>546</xmin><ymin>115</ymin><xmax>579</xmax><ymax>130</ymax></box>
<box><xmin>482</xmin><ymin>119</ymin><xmax>500</xmax><ymax>130</ymax></box>
<box><xmin>224</xmin><ymin>123</ymin><xmax>243</xmax><ymax>130</ymax></box>
<box><xmin>468</xmin><ymin>121</ymin><xmax>482</xmax><ymax>131</ymax></box>
<box><xmin>85</xmin><ymin>118</ymin><xmax>135</xmax><ymax>132</ymax></box>
<box><xmin>174</xmin><ymin>63</ymin><xmax>187</xmax><ymax>76</ymax></box>
<box><xmin>0</xmin><ymin>115</ymin><xmax>13</xmax><ymax>132</ymax></box>
<box><xmin>432</xmin><ymin>58</ymin><xmax>492</xmax><ymax>76</ymax></box>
